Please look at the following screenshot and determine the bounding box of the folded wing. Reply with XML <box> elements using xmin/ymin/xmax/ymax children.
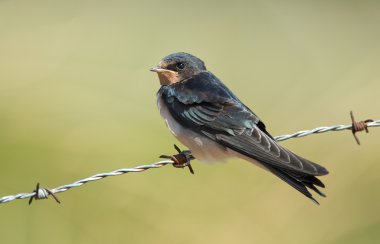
<box><xmin>160</xmin><ymin>71</ymin><xmax>328</xmax><ymax>203</ymax></box>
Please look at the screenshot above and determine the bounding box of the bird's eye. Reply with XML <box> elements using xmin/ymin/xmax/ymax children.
<box><xmin>176</xmin><ymin>62</ymin><xmax>185</xmax><ymax>70</ymax></box>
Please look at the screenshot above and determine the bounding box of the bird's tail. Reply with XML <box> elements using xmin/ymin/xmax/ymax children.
<box><xmin>265</xmin><ymin>165</ymin><xmax>326</xmax><ymax>204</ymax></box>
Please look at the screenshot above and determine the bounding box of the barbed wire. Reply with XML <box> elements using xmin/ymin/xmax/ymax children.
<box><xmin>0</xmin><ymin>160</ymin><xmax>174</xmax><ymax>204</ymax></box>
<box><xmin>274</xmin><ymin>120</ymin><xmax>380</xmax><ymax>141</ymax></box>
<box><xmin>1</xmin><ymin>114</ymin><xmax>379</xmax><ymax>205</ymax></box>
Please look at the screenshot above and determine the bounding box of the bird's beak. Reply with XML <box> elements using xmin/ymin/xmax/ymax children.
<box><xmin>150</xmin><ymin>66</ymin><xmax>176</xmax><ymax>74</ymax></box>
<box><xmin>150</xmin><ymin>66</ymin><xmax>164</xmax><ymax>73</ymax></box>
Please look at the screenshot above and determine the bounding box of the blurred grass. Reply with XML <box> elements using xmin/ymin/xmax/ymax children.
<box><xmin>1</xmin><ymin>0</ymin><xmax>380</xmax><ymax>243</ymax></box>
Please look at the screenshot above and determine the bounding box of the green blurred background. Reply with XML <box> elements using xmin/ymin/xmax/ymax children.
<box><xmin>1</xmin><ymin>0</ymin><xmax>380</xmax><ymax>243</ymax></box>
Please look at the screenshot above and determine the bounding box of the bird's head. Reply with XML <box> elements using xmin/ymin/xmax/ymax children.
<box><xmin>150</xmin><ymin>52</ymin><xmax>207</xmax><ymax>85</ymax></box>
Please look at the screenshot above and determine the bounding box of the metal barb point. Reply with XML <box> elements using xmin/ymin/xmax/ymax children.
<box><xmin>159</xmin><ymin>144</ymin><xmax>195</xmax><ymax>174</ymax></box>
<box><xmin>350</xmin><ymin>111</ymin><xmax>374</xmax><ymax>145</ymax></box>
<box><xmin>28</xmin><ymin>183</ymin><xmax>61</xmax><ymax>205</ymax></box>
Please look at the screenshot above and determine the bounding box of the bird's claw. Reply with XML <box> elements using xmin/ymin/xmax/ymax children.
<box><xmin>160</xmin><ymin>144</ymin><xmax>195</xmax><ymax>174</ymax></box>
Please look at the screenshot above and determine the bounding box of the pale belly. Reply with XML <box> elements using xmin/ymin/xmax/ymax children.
<box><xmin>157</xmin><ymin>95</ymin><xmax>233</xmax><ymax>163</ymax></box>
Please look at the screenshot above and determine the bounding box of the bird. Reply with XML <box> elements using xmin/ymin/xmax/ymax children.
<box><xmin>150</xmin><ymin>52</ymin><xmax>329</xmax><ymax>204</ymax></box>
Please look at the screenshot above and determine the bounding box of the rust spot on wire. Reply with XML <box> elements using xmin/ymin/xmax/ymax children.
<box><xmin>350</xmin><ymin>111</ymin><xmax>374</xmax><ymax>145</ymax></box>
<box><xmin>160</xmin><ymin>144</ymin><xmax>195</xmax><ymax>174</ymax></box>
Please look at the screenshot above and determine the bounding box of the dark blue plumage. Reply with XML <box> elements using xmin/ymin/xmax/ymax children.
<box><xmin>152</xmin><ymin>52</ymin><xmax>329</xmax><ymax>204</ymax></box>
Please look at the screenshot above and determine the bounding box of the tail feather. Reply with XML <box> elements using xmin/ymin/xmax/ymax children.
<box><xmin>266</xmin><ymin>165</ymin><xmax>326</xmax><ymax>204</ymax></box>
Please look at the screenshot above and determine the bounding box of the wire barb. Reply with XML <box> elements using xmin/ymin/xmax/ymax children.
<box><xmin>350</xmin><ymin>111</ymin><xmax>374</xmax><ymax>145</ymax></box>
<box><xmin>0</xmin><ymin>113</ymin><xmax>379</xmax><ymax>205</ymax></box>
<box><xmin>28</xmin><ymin>183</ymin><xmax>61</xmax><ymax>205</ymax></box>
<box><xmin>160</xmin><ymin>144</ymin><xmax>195</xmax><ymax>174</ymax></box>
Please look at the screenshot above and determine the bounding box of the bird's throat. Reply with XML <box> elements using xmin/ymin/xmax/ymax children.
<box><xmin>157</xmin><ymin>71</ymin><xmax>180</xmax><ymax>85</ymax></box>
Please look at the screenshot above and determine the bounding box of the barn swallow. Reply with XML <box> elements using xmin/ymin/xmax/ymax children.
<box><xmin>151</xmin><ymin>52</ymin><xmax>328</xmax><ymax>204</ymax></box>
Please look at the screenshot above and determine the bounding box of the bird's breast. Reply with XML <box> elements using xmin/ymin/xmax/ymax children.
<box><xmin>156</xmin><ymin>92</ymin><xmax>232</xmax><ymax>163</ymax></box>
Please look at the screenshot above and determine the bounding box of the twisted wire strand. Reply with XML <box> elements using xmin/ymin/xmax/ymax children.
<box><xmin>1</xmin><ymin>120</ymin><xmax>379</xmax><ymax>204</ymax></box>
<box><xmin>274</xmin><ymin>120</ymin><xmax>380</xmax><ymax>141</ymax></box>
<box><xmin>0</xmin><ymin>160</ymin><xmax>174</xmax><ymax>204</ymax></box>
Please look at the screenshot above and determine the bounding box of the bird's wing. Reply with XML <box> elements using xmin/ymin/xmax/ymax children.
<box><xmin>160</xmin><ymin>72</ymin><xmax>328</xmax><ymax>176</ymax></box>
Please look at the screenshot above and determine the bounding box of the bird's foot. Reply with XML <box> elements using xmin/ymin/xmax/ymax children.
<box><xmin>160</xmin><ymin>144</ymin><xmax>195</xmax><ymax>174</ymax></box>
